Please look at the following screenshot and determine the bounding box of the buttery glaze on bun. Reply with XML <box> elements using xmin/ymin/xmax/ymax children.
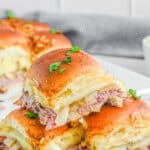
<box><xmin>0</xmin><ymin>109</ymin><xmax>44</xmax><ymax>150</ymax></box>
<box><xmin>0</xmin><ymin>18</ymin><xmax>71</xmax><ymax>75</ymax></box>
<box><xmin>0</xmin><ymin>109</ymin><xmax>84</xmax><ymax>150</ymax></box>
<box><xmin>23</xmin><ymin>48</ymin><xmax>125</xmax><ymax>130</ymax></box>
<box><xmin>85</xmin><ymin>99</ymin><xmax>150</xmax><ymax>150</ymax></box>
<box><xmin>1</xmin><ymin>18</ymin><xmax>50</xmax><ymax>37</ymax></box>
<box><xmin>31</xmin><ymin>31</ymin><xmax>72</xmax><ymax>58</ymax></box>
<box><xmin>0</xmin><ymin>23</ymin><xmax>13</xmax><ymax>31</ymax></box>
<box><xmin>0</xmin><ymin>30</ymin><xmax>31</xmax><ymax>75</ymax></box>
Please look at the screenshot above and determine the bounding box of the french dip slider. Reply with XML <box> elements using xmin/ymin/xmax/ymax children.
<box><xmin>0</xmin><ymin>109</ymin><xmax>84</xmax><ymax>150</ymax></box>
<box><xmin>22</xmin><ymin>47</ymin><xmax>126</xmax><ymax>130</ymax></box>
<box><xmin>85</xmin><ymin>99</ymin><xmax>150</xmax><ymax>150</ymax></box>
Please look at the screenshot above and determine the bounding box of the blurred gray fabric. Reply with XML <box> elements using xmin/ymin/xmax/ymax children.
<box><xmin>24</xmin><ymin>12</ymin><xmax>150</xmax><ymax>58</ymax></box>
<box><xmin>2</xmin><ymin>11</ymin><xmax>150</xmax><ymax>58</ymax></box>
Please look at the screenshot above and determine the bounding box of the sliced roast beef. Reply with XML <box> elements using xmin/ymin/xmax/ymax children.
<box><xmin>22</xmin><ymin>88</ymin><xmax>124</xmax><ymax>130</ymax></box>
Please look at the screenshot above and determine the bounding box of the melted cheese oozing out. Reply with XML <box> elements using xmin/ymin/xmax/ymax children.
<box><xmin>56</xmin><ymin>89</ymin><xmax>123</xmax><ymax>127</ymax></box>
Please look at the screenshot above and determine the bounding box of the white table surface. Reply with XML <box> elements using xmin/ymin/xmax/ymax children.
<box><xmin>96</xmin><ymin>55</ymin><xmax>148</xmax><ymax>77</ymax></box>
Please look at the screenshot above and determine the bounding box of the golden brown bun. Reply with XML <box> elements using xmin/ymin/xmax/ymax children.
<box><xmin>0</xmin><ymin>109</ymin><xmax>44</xmax><ymax>149</ymax></box>
<box><xmin>0</xmin><ymin>23</ymin><xmax>13</xmax><ymax>31</ymax></box>
<box><xmin>86</xmin><ymin>99</ymin><xmax>150</xmax><ymax>136</ymax></box>
<box><xmin>1</xmin><ymin>18</ymin><xmax>50</xmax><ymax>36</ymax></box>
<box><xmin>31</xmin><ymin>31</ymin><xmax>72</xmax><ymax>57</ymax></box>
<box><xmin>0</xmin><ymin>19</ymin><xmax>71</xmax><ymax>75</ymax></box>
<box><xmin>0</xmin><ymin>30</ymin><xmax>30</xmax><ymax>49</ymax></box>
<box><xmin>0</xmin><ymin>109</ymin><xmax>84</xmax><ymax>150</ymax></box>
<box><xmin>85</xmin><ymin>99</ymin><xmax>150</xmax><ymax>150</ymax></box>
<box><xmin>26</xmin><ymin>48</ymin><xmax>103</xmax><ymax>107</ymax></box>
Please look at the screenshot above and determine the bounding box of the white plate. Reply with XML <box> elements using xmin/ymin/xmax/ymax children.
<box><xmin>0</xmin><ymin>59</ymin><xmax>150</xmax><ymax>121</ymax></box>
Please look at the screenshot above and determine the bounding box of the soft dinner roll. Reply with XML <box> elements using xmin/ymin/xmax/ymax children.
<box><xmin>0</xmin><ymin>109</ymin><xmax>84</xmax><ymax>150</ymax></box>
<box><xmin>22</xmin><ymin>47</ymin><xmax>126</xmax><ymax>130</ymax></box>
<box><xmin>85</xmin><ymin>99</ymin><xmax>150</xmax><ymax>150</ymax></box>
<box><xmin>0</xmin><ymin>109</ymin><xmax>44</xmax><ymax>150</ymax></box>
<box><xmin>0</xmin><ymin>18</ymin><xmax>71</xmax><ymax>103</ymax></box>
<box><xmin>0</xmin><ymin>18</ymin><xmax>71</xmax><ymax>72</ymax></box>
<box><xmin>0</xmin><ymin>30</ymin><xmax>31</xmax><ymax>75</ymax></box>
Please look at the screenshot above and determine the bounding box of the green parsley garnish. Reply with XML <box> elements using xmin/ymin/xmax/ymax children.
<box><xmin>59</xmin><ymin>68</ymin><xmax>66</xmax><ymax>74</ymax></box>
<box><xmin>66</xmin><ymin>45</ymin><xmax>80</xmax><ymax>56</ymax></box>
<box><xmin>25</xmin><ymin>111</ymin><xmax>38</xmax><ymax>119</ymax></box>
<box><xmin>64</xmin><ymin>57</ymin><xmax>72</xmax><ymax>64</ymax></box>
<box><xmin>128</xmin><ymin>89</ymin><xmax>141</xmax><ymax>99</ymax></box>
<box><xmin>49</xmin><ymin>62</ymin><xmax>62</xmax><ymax>74</ymax></box>
<box><xmin>5</xmin><ymin>10</ymin><xmax>15</xmax><ymax>19</ymax></box>
<box><xmin>48</xmin><ymin>45</ymin><xmax>80</xmax><ymax>75</ymax></box>
<box><xmin>50</xmin><ymin>28</ymin><xmax>57</xmax><ymax>34</ymax></box>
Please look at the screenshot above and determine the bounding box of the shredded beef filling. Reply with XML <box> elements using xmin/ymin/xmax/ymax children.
<box><xmin>22</xmin><ymin>89</ymin><xmax>123</xmax><ymax>130</ymax></box>
<box><xmin>21</xmin><ymin>92</ymin><xmax>57</xmax><ymax>130</ymax></box>
<box><xmin>77</xmin><ymin>89</ymin><xmax>123</xmax><ymax>115</ymax></box>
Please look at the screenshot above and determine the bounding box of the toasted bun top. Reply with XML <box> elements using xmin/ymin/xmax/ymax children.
<box><xmin>85</xmin><ymin>99</ymin><xmax>150</xmax><ymax>137</ymax></box>
<box><xmin>1</xmin><ymin>18</ymin><xmax>50</xmax><ymax>36</ymax></box>
<box><xmin>31</xmin><ymin>31</ymin><xmax>71</xmax><ymax>57</ymax></box>
<box><xmin>8</xmin><ymin>109</ymin><xmax>45</xmax><ymax>146</ymax></box>
<box><xmin>8</xmin><ymin>109</ymin><xmax>70</xmax><ymax>141</ymax></box>
<box><xmin>0</xmin><ymin>30</ymin><xmax>30</xmax><ymax>49</ymax></box>
<box><xmin>26</xmin><ymin>48</ymin><xmax>101</xmax><ymax>104</ymax></box>
<box><xmin>0</xmin><ymin>23</ymin><xmax>13</xmax><ymax>31</ymax></box>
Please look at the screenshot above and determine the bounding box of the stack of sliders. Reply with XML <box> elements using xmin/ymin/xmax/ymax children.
<box><xmin>1</xmin><ymin>46</ymin><xmax>149</xmax><ymax>150</ymax></box>
<box><xmin>0</xmin><ymin>16</ymin><xmax>149</xmax><ymax>149</ymax></box>
<box><xmin>0</xmin><ymin>16</ymin><xmax>71</xmax><ymax>103</ymax></box>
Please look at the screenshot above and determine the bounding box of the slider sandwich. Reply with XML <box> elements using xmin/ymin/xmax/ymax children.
<box><xmin>0</xmin><ymin>109</ymin><xmax>84</xmax><ymax>150</ymax></box>
<box><xmin>85</xmin><ymin>99</ymin><xmax>150</xmax><ymax>150</ymax></box>
<box><xmin>22</xmin><ymin>47</ymin><xmax>126</xmax><ymax>130</ymax></box>
<box><xmin>0</xmin><ymin>20</ymin><xmax>71</xmax><ymax>102</ymax></box>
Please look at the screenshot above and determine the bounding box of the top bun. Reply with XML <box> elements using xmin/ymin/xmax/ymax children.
<box><xmin>31</xmin><ymin>31</ymin><xmax>72</xmax><ymax>58</ymax></box>
<box><xmin>85</xmin><ymin>99</ymin><xmax>150</xmax><ymax>138</ymax></box>
<box><xmin>1</xmin><ymin>18</ymin><xmax>50</xmax><ymax>36</ymax></box>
